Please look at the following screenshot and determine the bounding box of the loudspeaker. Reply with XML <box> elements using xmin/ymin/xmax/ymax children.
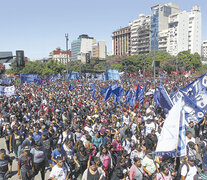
<box><xmin>86</xmin><ymin>53</ymin><xmax>90</xmax><ymax>64</ymax></box>
<box><xmin>16</xmin><ymin>50</ymin><xmax>25</xmax><ymax>67</ymax></box>
<box><xmin>154</xmin><ymin>61</ymin><xmax>160</xmax><ymax>67</ymax></box>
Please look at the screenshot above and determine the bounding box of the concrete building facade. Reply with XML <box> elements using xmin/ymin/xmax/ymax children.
<box><xmin>112</xmin><ymin>26</ymin><xmax>131</xmax><ymax>56</ymax></box>
<box><xmin>131</xmin><ymin>14</ymin><xmax>151</xmax><ymax>55</ymax></box>
<box><xmin>202</xmin><ymin>41</ymin><xmax>207</xmax><ymax>58</ymax></box>
<box><xmin>150</xmin><ymin>3</ymin><xmax>180</xmax><ymax>51</ymax></box>
<box><xmin>49</xmin><ymin>48</ymin><xmax>71</xmax><ymax>64</ymax></box>
<box><xmin>71</xmin><ymin>34</ymin><xmax>95</xmax><ymax>63</ymax></box>
<box><xmin>167</xmin><ymin>6</ymin><xmax>202</xmax><ymax>56</ymax></box>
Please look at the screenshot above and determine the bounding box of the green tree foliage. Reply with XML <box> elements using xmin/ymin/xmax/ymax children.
<box><xmin>5</xmin><ymin>50</ymin><xmax>205</xmax><ymax>75</ymax></box>
<box><xmin>6</xmin><ymin>59</ymin><xmax>66</xmax><ymax>75</ymax></box>
<box><xmin>177</xmin><ymin>51</ymin><xmax>202</xmax><ymax>71</ymax></box>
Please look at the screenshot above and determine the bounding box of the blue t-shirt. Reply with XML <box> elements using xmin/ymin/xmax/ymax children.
<box><xmin>33</xmin><ymin>132</ymin><xmax>41</xmax><ymax>142</ymax></box>
<box><xmin>51</xmin><ymin>149</ymin><xmax>65</xmax><ymax>165</ymax></box>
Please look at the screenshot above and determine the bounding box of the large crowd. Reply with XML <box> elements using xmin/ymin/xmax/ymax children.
<box><xmin>0</xmin><ymin>75</ymin><xmax>206</xmax><ymax>180</ymax></box>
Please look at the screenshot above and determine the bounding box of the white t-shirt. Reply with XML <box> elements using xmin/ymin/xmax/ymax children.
<box><xmin>50</xmin><ymin>164</ymin><xmax>68</xmax><ymax>180</ymax></box>
<box><xmin>145</xmin><ymin>122</ymin><xmax>155</xmax><ymax>136</ymax></box>
<box><xmin>181</xmin><ymin>164</ymin><xmax>197</xmax><ymax>180</ymax></box>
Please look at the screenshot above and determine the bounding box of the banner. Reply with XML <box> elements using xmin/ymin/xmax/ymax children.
<box><xmin>171</xmin><ymin>73</ymin><xmax>207</xmax><ymax>123</ymax></box>
<box><xmin>181</xmin><ymin>73</ymin><xmax>207</xmax><ymax>113</ymax></box>
<box><xmin>4</xmin><ymin>86</ymin><xmax>15</xmax><ymax>97</ymax></box>
<box><xmin>155</xmin><ymin>98</ymin><xmax>183</xmax><ymax>157</ymax></box>
<box><xmin>171</xmin><ymin>91</ymin><xmax>205</xmax><ymax>124</ymax></box>
<box><xmin>105</xmin><ymin>69</ymin><xmax>120</xmax><ymax>81</ymax></box>
<box><xmin>0</xmin><ymin>85</ymin><xmax>15</xmax><ymax>97</ymax></box>
<box><xmin>68</xmin><ymin>71</ymin><xmax>79</xmax><ymax>80</ymax></box>
<box><xmin>0</xmin><ymin>86</ymin><xmax>4</xmax><ymax>96</ymax></box>
<box><xmin>20</xmin><ymin>74</ymin><xmax>40</xmax><ymax>84</ymax></box>
<box><xmin>96</xmin><ymin>73</ymin><xmax>105</xmax><ymax>81</ymax></box>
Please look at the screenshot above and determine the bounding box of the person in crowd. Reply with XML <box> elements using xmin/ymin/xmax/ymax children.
<box><xmin>129</xmin><ymin>157</ymin><xmax>144</xmax><ymax>180</ymax></box>
<box><xmin>0</xmin><ymin>149</ymin><xmax>12</xmax><ymax>180</ymax></box>
<box><xmin>92</xmin><ymin>132</ymin><xmax>103</xmax><ymax>148</ymax></box>
<box><xmin>181</xmin><ymin>156</ymin><xmax>198</xmax><ymax>180</ymax></box>
<box><xmin>11</xmin><ymin>129</ymin><xmax>22</xmax><ymax>160</ymax></box>
<box><xmin>18</xmin><ymin>146</ymin><xmax>33</xmax><ymax>180</ymax></box>
<box><xmin>30</xmin><ymin>141</ymin><xmax>46</xmax><ymax>180</ymax></box>
<box><xmin>82</xmin><ymin>159</ymin><xmax>104</xmax><ymax>180</ymax></box>
<box><xmin>4</xmin><ymin>124</ymin><xmax>12</xmax><ymax>154</ymax></box>
<box><xmin>51</xmin><ymin>144</ymin><xmax>66</xmax><ymax>166</ymax></box>
<box><xmin>97</xmin><ymin>145</ymin><xmax>113</xmax><ymax>178</ymax></box>
<box><xmin>130</xmin><ymin>143</ymin><xmax>145</xmax><ymax>164</ymax></box>
<box><xmin>73</xmin><ymin>145</ymin><xmax>89</xmax><ymax>179</ymax></box>
<box><xmin>49</xmin><ymin>156</ymin><xmax>70</xmax><ymax>180</ymax></box>
<box><xmin>142</xmin><ymin>150</ymin><xmax>157</xmax><ymax>179</ymax></box>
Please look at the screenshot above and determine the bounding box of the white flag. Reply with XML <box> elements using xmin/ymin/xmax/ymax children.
<box><xmin>155</xmin><ymin>98</ymin><xmax>183</xmax><ymax>157</ymax></box>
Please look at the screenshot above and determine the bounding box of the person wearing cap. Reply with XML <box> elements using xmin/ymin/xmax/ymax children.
<box><xmin>0</xmin><ymin>148</ymin><xmax>12</xmax><ymax>180</ymax></box>
<box><xmin>18</xmin><ymin>146</ymin><xmax>33</xmax><ymax>180</ymax></box>
<box><xmin>181</xmin><ymin>156</ymin><xmax>197</xmax><ymax>180</ymax></box>
<box><xmin>30</xmin><ymin>141</ymin><xmax>46</xmax><ymax>180</ymax></box>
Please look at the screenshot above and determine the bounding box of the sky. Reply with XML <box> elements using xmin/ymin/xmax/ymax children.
<box><xmin>0</xmin><ymin>0</ymin><xmax>206</xmax><ymax>60</ymax></box>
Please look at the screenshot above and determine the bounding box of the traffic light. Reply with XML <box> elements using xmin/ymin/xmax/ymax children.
<box><xmin>16</xmin><ymin>50</ymin><xmax>25</xmax><ymax>67</ymax></box>
<box><xmin>86</xmin><ymin>53</ymin><xmax>90</xmax><ymax>64</ymax></box>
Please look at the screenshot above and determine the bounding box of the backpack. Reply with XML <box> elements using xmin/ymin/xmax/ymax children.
<box><xmin>176</xmin><ymin>162</ymin><xmax>189</xmax><ymax>180</ymax></box>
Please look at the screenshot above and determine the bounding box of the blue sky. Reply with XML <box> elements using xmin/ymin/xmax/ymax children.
<box><xmin>0</xmin><ymin>0</ymin><xmax>206</xmax><ymax>60</ymax></box>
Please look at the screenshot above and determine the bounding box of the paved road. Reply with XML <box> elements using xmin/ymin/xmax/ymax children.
<box><xmin>0</xmin><ymin>138</ymin><xmax>50</xmax><ymax>180</ymax></box>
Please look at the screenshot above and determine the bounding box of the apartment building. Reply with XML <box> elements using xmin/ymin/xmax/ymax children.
<box><xmin>112</xmin><ymin>26</ymin><xmax>131</xmax><ymax>56</ymax></box>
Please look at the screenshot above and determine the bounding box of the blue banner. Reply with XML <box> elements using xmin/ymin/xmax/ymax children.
<box><xmin>181</xmin><ymin>73</ymin><xmax>207</xmax><ymax>113</ymax></box>
<box><xmin>68</xmin><ymin>71</ymin><xmax>79</xmax><ymax>80</ymax></box>
<box><xmin>105</xmin><ymin>69</ymin><xmax>120</xmax><ymax>81</ymax></box>
<box><xmin>20</xmin><ymin>74</ymin><xmax>40</xmax><ymax>84</ymax></box>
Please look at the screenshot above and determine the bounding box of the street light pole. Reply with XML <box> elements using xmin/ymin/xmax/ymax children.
<box><xmin>144</xmin><ymin>55</ymin><xmax>146</xmax><ymax>82</ymax></box>
<box><xmin>65</xmin><ymin>33</ymin><xmax>69</xmax><ymax>79</ymax></box>
<box><xmin>153</xmin><ymin>31</ymin><xmax>156</xmax><ymax>88</ymax></box>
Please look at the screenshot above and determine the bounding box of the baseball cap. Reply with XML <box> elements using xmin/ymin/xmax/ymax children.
<box><xmin>24</xmin><ymin>146</ymin><xmax>30</xmax><ymax>151</ymax></box>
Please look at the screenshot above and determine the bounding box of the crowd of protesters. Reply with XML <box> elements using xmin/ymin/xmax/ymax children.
<box><xmin>0</xmin><ymin>74</ymin><xmax>206</xmax><ymax>180</ymax></box>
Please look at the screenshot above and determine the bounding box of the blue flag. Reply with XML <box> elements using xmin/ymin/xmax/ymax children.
<box><xmin>157</xmin><ymin>83</ymin><xmax>173</xmax><ymax>113</ymax></box>
<box><xmin>103</xmin><ymin>87</ymin><xmax>112</xmax><ymax>102</ymax></box>
<box><xmin>113</xmin><ymin>86</ymin><xmax>124</xmax><ymax>103</ymax></box>
<box><xmin>126</xmin><ymin>89</ymin><xmax>133</xmax><ymax>105</ymax></box>
<box><xmin>69</xmin><ymin>84</ymin><xmax>73</xmax><ymax>91</ymax></box>
<box><xmin>135</xmin><ymin>84</ymin><xmax>141</xmax><ymax>101</ymax></box>
<box><xmin>92</xmin><ymin>90</ymin><xmax>97</xmax><ymax>100</ymax></box>
<box><xmin>90</xmin><ymin>83</ymin><xmax>96</xmax><ymax>91</ymax></box>
<box><xmin>139</xmin><ymin>82</ymin><xmax>147</xmax><ymax>104</ymax></box>
<box><xmin>100</xmin><ymin>86</ymin><xmax>110</xmax><ymax>96</ymax></box>
<box><xmin>154</xmin><ymin>85</ymin><xmax>160</xmax><ymax>106</ymax></box>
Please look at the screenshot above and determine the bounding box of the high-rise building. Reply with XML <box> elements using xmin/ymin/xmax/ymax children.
<box><xmin>71</xmin><ymin>34</ymin><xmax>95</xmax><ymax>63</ymax></box>
<box><xmin>202</xmin><ymin>41</ymin><xmax>207</xmax><ymax>58</ymax></box>
<box><xmin>167</xmin><ymin>6</ymin><xmax>202</xmax><ymax>56</ymax></box>
<box><xmin>188</xmin><ymin>6</ymin><xmax>202</xmax><ymax>55</ymax></box>
<box><xmin>150</xmin><ymin>3</ymin><xmax>180</xmax><ymax>51</ymax></box>
<box><xmin>131</xmin><ymin>14</ymin><xmax>151</xmax><ymax>55</ymax></box>
<box><xmin>92</xmin><ymin>40</ymin><xmax>107</xmax><ymax>59</ymax></box>
<box><xmin>112</xmin><ymin>26</ymin><xmax>131</xmax><ymax>56</ymax></box>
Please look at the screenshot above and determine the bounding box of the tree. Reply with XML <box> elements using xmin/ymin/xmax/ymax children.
<box><xmin>178</xmin><ymin>51</ymin><xmax>202</xmax><ymax>71</ymax></box>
